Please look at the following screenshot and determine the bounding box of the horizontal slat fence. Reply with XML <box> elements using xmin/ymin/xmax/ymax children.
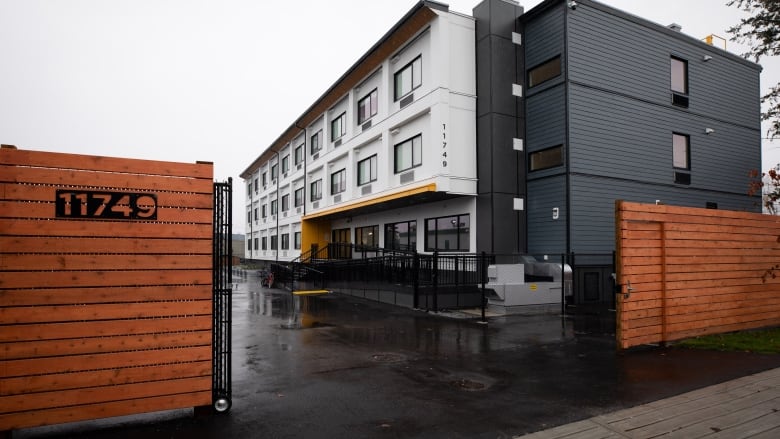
<box><xmin>615</xmin><ymin>201</ymin><xmax>780</xmax><ymax>349</ymax></box>
<box><xmin>0</xmin><ymin>146</ymin><xmax>214</xmax><ymax>431</ymax></box>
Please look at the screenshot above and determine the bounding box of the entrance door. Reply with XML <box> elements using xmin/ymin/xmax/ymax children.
<box><xmin>331</xmin><ymin>228</ymin><xmax>352</xmax><ymax>259</ymax></box>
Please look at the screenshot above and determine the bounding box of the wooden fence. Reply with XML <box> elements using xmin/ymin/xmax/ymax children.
<box><xmin>0</xmin><ymin>146</ymin><xmax>215</xmax><ymax>431</ymax></box>
<box><xmin>615</xmin><ymin>201</ymin><xmax>780</xmax><ymax>349</ymax></box>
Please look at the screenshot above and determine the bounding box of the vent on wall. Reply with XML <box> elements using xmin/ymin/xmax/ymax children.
<box><xmin>362</xmin><ymin>120</ymin><xmax>372</xmax><ymax>131</ymax></box>
<box><xmin>400</xmin><ymin>94</ymin><xmax>414</xmax><ymax>108</ymax></box>
<box><xmin>400</xmin><ymin>171</ymin><xmax>415</xmax><ymax>184</ymax></box>
<box><xmin>333</xmin><ymin>195</ymin><xmax>342</xmax><ymax>203</ymax></box>
<box><xmin>672</xmin><ymin>93</ymin><xmax>689</xmax><ymax>108</ymax></box>
<box><xmin>361</xmin><ymin>184</ymin><xmax>372</xmax><ymax>195</ymax></box>
<box><xmin>674</xmin><ymin>172</ymin><xmax>691</xmax><ymax>185</ymax></box>
<box><xmin>334</xmin><ymin>139</ymin><xmax>342</xmax><ymax>147</ymax></box>
<box><xmin>312</xmin><ymin>202</ymin><xmax>319</xmax><ymax>209</ymax></box>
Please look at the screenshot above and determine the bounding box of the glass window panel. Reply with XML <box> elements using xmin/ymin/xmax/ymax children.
<box><xmin>673</xmin><ymin>133</ymin><xmax>689</xmax><ymax>169</ymax></box>
<box><xmin>671</xmin><ymin>57</ymin><xmax>687</xmax><ymax>94</ymax></box>
<box><xmin>528</xmin><ymin>56</ymin><xmax>561</xmax><ymax>88</ymax></box>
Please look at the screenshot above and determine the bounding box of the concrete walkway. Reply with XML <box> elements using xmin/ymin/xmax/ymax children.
<box><xmin>518</xmin><ymin>367</ymin><xmax>780</xmax><ymax>438</ymax></box>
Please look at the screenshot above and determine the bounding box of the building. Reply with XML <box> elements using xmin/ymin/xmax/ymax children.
<box><xmin>241</xmin><ymin>0</ymin><xmax>761</xmax><ymax>303</ymax></box>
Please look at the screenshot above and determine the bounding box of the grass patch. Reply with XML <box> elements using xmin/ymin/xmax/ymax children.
<box><xmin>676</xmin><ymin>328</ymin><xmax>780</xmax><ymax>354</ymax></box>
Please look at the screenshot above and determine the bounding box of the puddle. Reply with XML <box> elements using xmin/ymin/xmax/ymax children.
<box><xmin>249</xmin><ymin>287</ymin><xmax>334</xmax><ymax>330</ymax></box>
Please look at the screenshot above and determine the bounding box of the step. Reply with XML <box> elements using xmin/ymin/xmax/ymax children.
<box><xmin>292</xmin><ymin>289</ymin><xmax>330</xmax><ymax>296</ymax></box>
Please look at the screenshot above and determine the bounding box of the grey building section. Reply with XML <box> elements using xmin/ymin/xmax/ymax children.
<box><xmin>474</xmin><ymin>0</ymin><xmax>525</xmax><ymax>255</ymax></box>
<box><xmin>520</xmin><ymin>0</ymin><xmax>761</xmax><ymax>260</ymax></box>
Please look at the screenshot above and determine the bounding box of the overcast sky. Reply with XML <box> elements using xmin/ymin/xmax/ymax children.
<box><xmin>1</xmin><ymin>0</ymin><xmax>777</xmax><ymax>234</ymax></box>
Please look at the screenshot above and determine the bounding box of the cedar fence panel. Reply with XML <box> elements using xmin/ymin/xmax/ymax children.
<box><xmin>615</xmin><ymin>201</ymin><xmax>780</xmax><ymax>349</ymax></box>
<box><xmin>0</xmin><ymin>146</ymin><xmax>215</xmax><ymax>431</ymax></box>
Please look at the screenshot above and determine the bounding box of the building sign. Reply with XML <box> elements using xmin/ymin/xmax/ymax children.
<box><xmin>55</xmin><ymin>190</ymin><xmax>158</xmax><ymax>220</ymax></box>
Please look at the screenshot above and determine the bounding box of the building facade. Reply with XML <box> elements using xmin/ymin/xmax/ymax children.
<box><xmin>241</xmin><ymin>0</ymin><xmax>762</xmax><ymax>299</ymax></box>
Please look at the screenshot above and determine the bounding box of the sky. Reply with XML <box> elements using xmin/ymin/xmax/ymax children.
<box><xmin>1</xmin><ymin>0</ymin><xmax>778</xmax><ymax>235</ymax></box>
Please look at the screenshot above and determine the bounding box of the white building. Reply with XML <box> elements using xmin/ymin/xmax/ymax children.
<box><xmin>241</xmin><ymin>1</ymin><xmax>477</xmax><ymax>262</ymax></box>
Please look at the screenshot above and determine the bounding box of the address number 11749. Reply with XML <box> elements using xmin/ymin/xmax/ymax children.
<box><xmin>55</xmin><ymin>190</ymin><xmax>158</xmax><ymax>220</ymax></box>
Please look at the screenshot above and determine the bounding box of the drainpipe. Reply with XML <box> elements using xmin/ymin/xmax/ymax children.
<box><xmin>294</xmin><ymin>122</ymin><xmax>307</xmax><ymax>217</ymax></box>
<box><xmin>275</xmin><ymin>151</ymin><xmax>280</xmax><ymax>263</ymax></box>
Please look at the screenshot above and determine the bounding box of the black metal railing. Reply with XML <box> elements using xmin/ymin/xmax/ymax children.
<box><xmin>212</xmin><ymin>178</ymin><xmax>232</xmax><ymax>413</ymax></box>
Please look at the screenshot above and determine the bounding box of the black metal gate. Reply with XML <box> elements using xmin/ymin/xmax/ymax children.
<box><xmin>212</xmin><ymin>178</ymin><xmax>232</xmax><ymax>412</ymax></box>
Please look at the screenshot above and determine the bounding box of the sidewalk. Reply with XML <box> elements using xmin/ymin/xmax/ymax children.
<box><xmin>517</xmin><ymin>367</ymin><xmax>780</xmax><ymax>438</ymax></box>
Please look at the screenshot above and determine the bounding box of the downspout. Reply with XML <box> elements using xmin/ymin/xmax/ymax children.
<box><xmin>294</xmin><ymin>122</ymin><xmax>307</xmax><ymax>258</ymax></box>
<box><xmin>275</xmin><ymin>151</ymin><xmax>280</xmax><ymax>263</ymax></box>
<box><xmin>563</xmin><ymin>2</ymin><xmax>572</xmax><ymax>256</ymax></box>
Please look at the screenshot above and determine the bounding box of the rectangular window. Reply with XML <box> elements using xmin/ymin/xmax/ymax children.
<box><xmin>271</xmin><ymin>164</ymin><xmax>278</xmax><ymax>180</ymax></box>
<box><xmin>247</xmin><ymin>239</ymin><xmax>252</xmax><ymax>251</ymax></box>
<box><xmin>271</xmin><ymin>199</ymin><xmax>278</xmax><ymax>215</ymax></box>
<box><xmin>394</xmin><ymin>55</ymin><xmax>422</xmax><ymax>101</ymax></box>
<box><xmin>528</xmin><ymin>56</ymin><xmax>561</xmax><ymax>88</ymax></box>
<box><xmin>262</xmin><ymin>204</ymin><xmax>267</xmax><ymax>218</ymax></box>
<box><xmin>425</xmin><ymin>214</ymin><xmax>470</xmax><ymax>252</ymax></box>
<box><xmin>357</xmin><ymin>88</ymin><xmax>378</xmax><ymax>124</ymax></box>
<box><xmin>253</xmin><ymin>178</ymin><xmax>258</xmax><ymax>193</ymax></box>
<box><xmin>331</xmin><ymin>112</ymin><xmax>346</xmax><ymax>141</ymax></box>
<box><xmin>311</xmin><ymin>130</ymin><xmax>322</xmax><ymax>155</ymax></box>
<box><xmin>355</xmin><ymin>225</ymin><xmax>379</xmax><ymax>248</ymax></box>
<box><xmin>262</xmin><ymin>172</ymin><xmax>267</xmax><ymax>186</ymax></box>
<box><xmin>248</xmin><ymin>181</ymin><xmax>252</xmax><ymax>194</ymax></box>
<box><xmin>294</xmin><ymin>231</ymin><xmax>302</xmax><ymax>250</ymax></box>
<box><xmin>254</xmin><ymin>238</ymin><xmax>259</xmax><ymax>250</ymax></box>
<box><xmin>385</xmin><ymin>220</ymin><xmax>417</xmax><ymax>251</ymax></box>
<box><xmin>281</xmin><ymin>194</ymin><xmax>289</xmax><ymax>211</ymax></box>
<box><xmin>394</xmin><ymin>134</ymin><xmax>422</xmax><ymax>173</ymax></box>
<box><xmin>331</xmin><ymin>168</ymin><xmax>346</xmax><ymax>195</ymax></box>
<box><xmin>671</xmin><ymin>56</ymin><xmax>689</xmax><ymax>107</ymax></box>
<box><xmin>253</xmin><ymin>207</ymin><xmax>258</xmax><ymax>221</ymax></box>
<box><xmin>310</xmin><ymin>179</ymin><xmax>322</xmax><ymax>201</ymax></box>
<box><xmin>357</xmin><ymin>154</ymin><xmax>378</xmax><ymax>185</ymax></box>
<box><xmin>671</xmin><ymin>57</ymin><xmax>688</xmax><ymax>94</ymax></box>
<box><xmin>294</xmin><ymin>144</ymin><xmax>304</xmax><ymax>165</ymax></box>
<box><xmin>247</xmin><ymin>210</ymin><xmax>251</xmax><ymax>223</ymax></box>
<box><xmin>294</xmin><ymin>188</ymin><xmax>304</xmax><ymax>207</ymax></box>
<box><xmin>673</xmin><ymin>133</ymin><xmax>690</xmax><ymax>170</ymax></box>
<box><xmin>261</xmin><ymin>237</ymin><xmax>267</xmax><ymax>250</ymax></box>
<box><xmin>281</xmin><ymin>233</ymin><xmax>290</xmax><ymax>250</ymax></box>
<box><xmin>270</xmin><ymin>235</ymin><xmax>278</xmax><ymax>250</ymax></box>
<box><xmin>529</xmin><ymin>145</ymin><xmax>563</xmax><ymax>171</ymax></box>
<box><xmin>282</xmin><ymin>155</ymin><xmax>290</xmax><ymax>174</ymax></box>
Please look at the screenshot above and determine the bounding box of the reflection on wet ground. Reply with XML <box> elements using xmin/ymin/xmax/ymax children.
<box><xmin>17</xmin><ymin>269</ymin><xmax>780</xmax><ymax>439</ymax></box>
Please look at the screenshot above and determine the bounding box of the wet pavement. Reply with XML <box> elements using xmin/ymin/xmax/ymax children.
<box><xmin>16</xmin><ymin>270</ymin><xmax>780</xmax><ymax>439</ymax></box>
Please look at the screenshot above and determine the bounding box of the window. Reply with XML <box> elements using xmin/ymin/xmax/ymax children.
<box><xmin>671</xmin><ymin>56</ymin><xmax>689</xmax><ymax>107</ymax></box>
<box><xmin>529</xmin><ymin>145</ymin><xmax>563</xmax><ymax>171</ymax></box>
<box><xmin>311</xmin><ymin>130</ymin><xmax>322</xmax><ymax>155</ymax></box>
<box><xmin>355</xmin><ymin>225</ymin><xmax>379</xmax><ymax>248</ymax></box>
<box><xmin>357</xmin><ymin>154</ymin><xmax>378</xmax><ymax>185</ymax></box>
<box><xmin>425</xmin><ymin>214</ymin><xmax>470</xmax><ymax>252</ymax></box>
<box><xmin>247</xmin><ymin>181</ymin><xmax>252</xmax><ymax>195</ymax></box>
<box><xmin>281</xmin><ymin>233</ymin><xmax>290</xmax><ymax>250</ymax></box>
<box><xmin>294</xmin><ymin>231</ymin><xmax>302</xmax><ymax>250</ymax></box>
<box><xmin>282</xmin><ymin>194</ymin><xmax>290</xmax><ymax>212</ymax></box>
<box><xmin>247</xmin><ymin>210</ymin><xmax>251</xmax><ymax>223</ymax></box>
<box><xmin>358</xmin><ymin>88</ymin><xmax>378</xmax><ymax>124</ymax></box>
<box><xmin>247</xmin><ymin>239</ymin><xmax>252</xmax><ymax>251</ymax></box>
<box><xmin>310</xmin><ymin>179</ymin><xmax>322</xmax><ymax>201</ymax></box>
<box><xmin>394</xmin><ymin>55</ymin><xmax>422</xmax><ymax>100</ymax></box>
<box><xmin>253</xmin><ymin>178</ymin><xmax>258</xmax><ymax>193</ymax></box>
<box><xmin>270</xmin><ymin>235</ymin><xmax>278</xmax><ymax>250</ymax></box>
<box><xmin>673</xmin><ymin>133</ymin><xmax>690</xmax><ymax>170</ymax></box>
<box><xmin>253</xmin><ymin>207</ymin><xmax>258</xmax><ymax>221</ymax></box>
<box><xmin>254</xmin><ymin>238</ymin><xmax>259</xmax><ymax>250</ymax></box>
<box><xmin>385</xmin><ymin>220</ymin><xmax>417</xmax><ymax>251</ymax></box>
<box><xmin>294</xmin><ymin>188</ymin><xmax>304</xmax><ymax>207</ymax></box>
<box><xmin>331</xmin><ymin>168</ymin><xmax>346</xmax><ymax>195</ymax></box>
<box><xmin>331</xmin><ymin>112</ymin><xmax>346</xmax><ymax>141</ymax></box>
<box><xmin>271</xmin><ymin>199</ymin><xmax>278</xmax><ymax>215</ymax></box>
<box><xmin>282</xmin><ymin>155</ymin><xmax>290</xmax><ymax>174</ymax></box>
<box><xmin>262</xmin><ymin>204</ymin><xmax>267</xmax><ymax>218</ymax></box>
<box><xmin>294</xmin><ymin>144</ymin><xmax>304</xmax><ymax>165</ymax></box>
<box><xmin>261</xmin><ymin>237</ymin><xmax>267</xmax><ymax>250</ymax></box>
<box><xmin>262</xmin><ymin>172</ymin><xmax>267</xmax><ymax>186</ymax></box>
<box><xmin>394</xmin><ymin>135</ymin><xmax>422</xmax><ymax>173</ymax></box>
<box><xmin>271</xmin><ymin>164</ymin><xmax>278</xmax><ymax>180</ymax></box>
<box><xmin>528</xmin><ymin>56</ymin><xmax>561</xmax><ymax>88</ymax></box>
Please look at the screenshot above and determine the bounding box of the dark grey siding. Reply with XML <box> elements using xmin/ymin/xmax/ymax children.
<box><xmin>527</xmin><ymin>85</ymin><xmax>566</xmax><ymax>154</ymax></box>
<box><xmin>524</xmin><ymin>4</ymin><xmax>564</xmax><ymax>69</ymax></box>
<box><xmin>567</xmin><ymin>1</ymin><xmax>760</xmax><ymax>129</ymax></box>
<box><xmin>527</xmin><ymin>175</ymin><xmax>567</xmax><ymax>254</ymax></box>
<box><xmin>570</xmin><ymin>174</ymin><xmax>759</xmax><ymax>254</ymax></box>
<box><xmin>568</xmin><ymin>83</ymin><xmax>761</xmax><ymax>193</ymax></box>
